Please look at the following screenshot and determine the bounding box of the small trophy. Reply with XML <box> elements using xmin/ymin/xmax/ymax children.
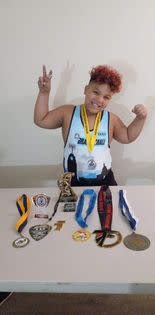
<box><xmin>57</xmin><ymin>172</ymin><xmax>78</xmax><ymax>202</ymax></box>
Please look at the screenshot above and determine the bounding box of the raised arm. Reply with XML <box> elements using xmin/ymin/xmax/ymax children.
<box><xmin>112</xmin><ymin>104</ymin><xmax>147</xmax><ymax>144</ymax></box>
<box><xmin>34</xmin><ymin>65</ymin><xmax>64</xmax><ymax>129</ymax></box>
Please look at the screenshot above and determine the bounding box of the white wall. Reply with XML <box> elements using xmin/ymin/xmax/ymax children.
<box><xmin>0</xmin><ymin>0</ymin><xmax>155</xmax><ymax>186</ymax></box>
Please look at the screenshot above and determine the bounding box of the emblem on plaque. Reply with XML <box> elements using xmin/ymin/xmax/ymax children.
<box><xmin>57</xmin><ymin>172</ymin><xmax>78</xmax><ymax>202</ymax></box>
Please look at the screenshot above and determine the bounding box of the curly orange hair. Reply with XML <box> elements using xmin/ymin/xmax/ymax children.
<box><xmin>89</xmin><ymin>65</ymin><xmax>122</xmax><ymax>93</ymax></box>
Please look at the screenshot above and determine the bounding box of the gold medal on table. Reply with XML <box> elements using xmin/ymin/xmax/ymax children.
<box><xmin>72</xmin><ymin>230</ymin><xmax>91</xmax><ymax>242</ymax></box>
<box><xmin>123</xmin><ymin>232</ymin><xmax>150</xmax><ymax>251</ymax></box>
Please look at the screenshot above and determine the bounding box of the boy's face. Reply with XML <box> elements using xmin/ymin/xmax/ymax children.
<box><xmin>84</xmin><ymin>82</ymin><xmax>114</xmax><ymax>115</ymax></box>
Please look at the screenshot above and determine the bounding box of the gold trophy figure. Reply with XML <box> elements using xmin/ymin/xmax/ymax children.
<box><xmin>57</xmin><ymin>172</ymin><xmax>78</xmax><ymax>202</ymax></box>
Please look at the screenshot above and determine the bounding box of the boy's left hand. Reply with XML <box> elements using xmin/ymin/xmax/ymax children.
<box><xmin>132</xmin><ymin>104</ymin><xmax>147</xmax><ymax>119</ymax></box>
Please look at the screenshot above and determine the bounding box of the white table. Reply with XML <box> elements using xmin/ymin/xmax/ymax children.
<box><xmin>0</xmin><ymin>186</ymin><xmax>154</xmax><ymax>294</ymax></box>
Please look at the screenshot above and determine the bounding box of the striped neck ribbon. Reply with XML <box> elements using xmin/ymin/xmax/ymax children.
<box><xmin>16</xmin><ymin>194</ymin><xmax>31</xmax><ymax>233</ymax></box>
<box><xmin>119</xmin><ymin>190</ymin><xmax>138</xmax><ymax>231</ymax></box>
<box><xmin>81</xmin><ymin>104</ymin><xmax>101</xmax><ymax>153</ymax></box>
<box><xmin>75</xmin><ymin>189</ymin><xmax>97</xmax><ymax>228</ymax></box>
<box><xmin>97</xmin><ymin>185</ymin><xmax>113</xmax><ymax>230</ymax></box>
<box><xmin>94</xmin><ymin>185</ymin><xmax>122</xmax><ymax>248</ymax></box>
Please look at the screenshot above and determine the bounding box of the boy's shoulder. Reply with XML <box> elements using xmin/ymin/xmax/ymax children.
<box><xmin>60</xmin><ymin>104</ymin><xmax>79</xmax><ymax>116</ymax></box>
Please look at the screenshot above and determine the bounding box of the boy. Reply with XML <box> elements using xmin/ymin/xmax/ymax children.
<box><xmin>34</xmin><ymin>65</ymin><xmax>147</xmax><ymax>186</ymax></box>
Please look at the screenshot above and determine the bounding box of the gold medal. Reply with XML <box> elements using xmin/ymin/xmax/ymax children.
<box><xmin>81</xmin><ymin>104</ymin><xmax>101</xmax><ymax>153</ymax></box>
<box><xmin>72</xmin><ymin>229</ymin><xmax>91</xmax><ymax>242</ymax></box>
<box><xmin>123</xmin><ymin>232</ymin><xmax>150</xmax><ymax>251</ymax></box>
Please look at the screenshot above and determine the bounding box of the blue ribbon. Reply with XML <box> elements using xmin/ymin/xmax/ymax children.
<box><xmin>119</xmin><ymin>190</ymin><xmax>138</xmax><ymax>231</ymax></box>
<box><xmin>75</xmin><ymin>189</ymin><xmax>97</xmax><ymax>228</ymax></box>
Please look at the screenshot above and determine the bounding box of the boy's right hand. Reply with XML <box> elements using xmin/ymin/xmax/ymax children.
<box><xmin>38</xmin><ymin>65</ymin><xmax>53</xmax><ymax>94</ymax></box>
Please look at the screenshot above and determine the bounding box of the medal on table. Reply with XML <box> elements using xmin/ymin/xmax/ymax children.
<box><xmin>93</xmin><ymin>185</ymin><xmax>122</xmax><ymax>248</ymax></box>
<box><xmin>29</xmin><ymin>193</ymin><xmax>65</xmax><ymax>241</ymax></box>
<box><xmin>119</xmin><ymin>190</ymin><xmax>150</xmax><ymax>251</ymax></box>
<box><xmin>32</xmin><ymin>193</ymin><xmax>51</xmax><ymax>220</ymax></box>
<box><xmin>72</xmin><ymin>189</ymin><xmax>97</xmax><ymax>242</ymax></box>
<box><xmin>12</xmin><ymin>194</ymin><xmax>31</xmax><ymax>248</ymax></box>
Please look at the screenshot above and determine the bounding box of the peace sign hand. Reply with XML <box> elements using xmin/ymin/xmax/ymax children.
<box><xmin>38</xmin><ymin>65</ymin><xmax>53</xmax><ymax>94</ymax></box>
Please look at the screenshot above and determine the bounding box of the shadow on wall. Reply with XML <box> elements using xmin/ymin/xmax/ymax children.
<box><xmin>111</xmin><ymin>141</ymin><xmax>155</xmax><ymax>185</ymax></box>
<box><xmin>107</xmin><ymin>60</ymin><xmax>155</xmax><ymax>184</ymax></box>
<box><xmin>109</xmin><ymin>97</ymin><xmax>155</xmax><ymax>185</ymax></box>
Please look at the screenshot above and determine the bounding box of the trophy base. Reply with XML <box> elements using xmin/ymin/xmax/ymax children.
<box><xmin>59</xmin><ymin>194</ymin><xmax>78</xmax><ymax>202</ymax></box>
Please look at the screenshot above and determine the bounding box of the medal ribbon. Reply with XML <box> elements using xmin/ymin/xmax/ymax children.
<box><xmin>75</xmin><ymin>189</ymin><xmax>97</xmax><ymax>228</ymax></box>
<box><xmin>119</xmin><ymin>190</ymin><xmax>138</xmax><ymax>231</ymax></box>
<box><xmin>97</xmin><ymin>185</ymin><xmax>113</xmax><ymax>230</ymax></box>
<box><xmin>81</xmin><ymin>104</ymin><xmax>101</xmax><ymax>153</ymax></box>
<box><xmin>94</xmin><ymin>185</ymin><xmax>122</xmax><ymax>247</ymax></box>
<box><xmin>16</xmin><ymin>194</ymin><xmax>31</xmax><ymax>233</ymax></box>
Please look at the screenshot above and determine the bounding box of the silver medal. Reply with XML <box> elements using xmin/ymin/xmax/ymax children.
<box><xmin>12</xmin><ymin>236</ymin><xmax>30</xmax><ymax>248</ymax></box>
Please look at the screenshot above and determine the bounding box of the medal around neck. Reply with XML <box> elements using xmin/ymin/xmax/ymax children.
<box><xmin>119</xmin><ymin>190</ymin><xmax>150</xmax><ymax>251</ymax></box>
<box><xmin>81</xmin><ymin>104</ymin><xmax>101</xmax><ymax>153</ymax></box>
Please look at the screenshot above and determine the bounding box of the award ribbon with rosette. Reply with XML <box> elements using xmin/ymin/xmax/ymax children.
<box><xmin>93</xmin><ymin>185</ymin><xmax>122</xmax><ymax>248</ymax></box>
<box><xmin>72</xmin><ymin>189</ymin><xmax>97</xmax><ymax>242</ymax></box>
<box><xmin>81</xmin><ymin>104</ymin><xmax>101</xmax><ymax>153</ymax></box>
<box><xmin>119</xmin><ymin>189</ymin><xmax>150</xmax><ymax>251</ymax></box>
<box><xmin>12</xmin><ymin>194</ymin><xmax>31</xmax><ymax>248</ymax></box>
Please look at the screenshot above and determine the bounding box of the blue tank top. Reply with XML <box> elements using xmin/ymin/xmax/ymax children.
<box><xmin>63</xmin><ymin>105</ymin><xmax>112</xmax><ymax>185</ymax></box>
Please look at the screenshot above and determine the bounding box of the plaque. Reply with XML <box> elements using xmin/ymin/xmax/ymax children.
<box><xmin>63</xmin><ymin>202</ymin><xmax>76</xmax><ymax>212</ymax></box>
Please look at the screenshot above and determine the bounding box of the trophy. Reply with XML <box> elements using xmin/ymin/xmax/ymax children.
<box><xmin>57</xmin><ymin>172</ymin><xmax>78</xmax><ymax>202</ymax></box>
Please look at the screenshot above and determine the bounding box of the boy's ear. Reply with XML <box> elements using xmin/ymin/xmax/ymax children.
<box><xmin>84</xmin><ymin>85</ymin><xmax>88</xmax><ymax>95</ymax></box>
